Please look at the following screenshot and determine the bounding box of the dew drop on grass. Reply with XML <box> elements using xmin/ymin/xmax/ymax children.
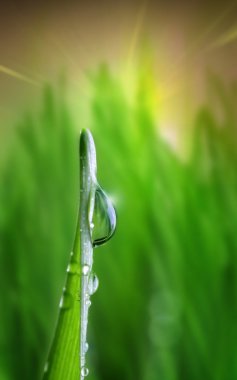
<box><xmin>81</xmin><ymin>367</ymin><xmax>89</xmax><ymax>377</ymax></box>
<box><xmin>82</xmin><ymin>264</ymin><xmax>90</xmax><ymax>275</ymax></box>
<box><xmin>67</xmin><ymin>262</ymin><xmax>80</xmax><ymax>275</ymax></box>
<box><xmin>85</xmin><ymin>342</ymin><xmax>89</xmax><ymax>352</ymax></box>
<box><xmin>91</xmin><ymin>186</ymin><xmax>116</xmax><ymax>248</ymax></box>
<box><xmin>59</xmin><ymin>290</ymin><xmax>73</xmax><ymax>310</ymax></box>
<box><xmin>88</xmin><ymin>273</ymin><xmax>99</xmax><ymax>295</ymax></box>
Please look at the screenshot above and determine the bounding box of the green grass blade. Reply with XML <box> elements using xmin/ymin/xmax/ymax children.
<box><xmin>42</xmin><ymin>129</ymin><xmax>116</xmax><ymax>380</ymax></box>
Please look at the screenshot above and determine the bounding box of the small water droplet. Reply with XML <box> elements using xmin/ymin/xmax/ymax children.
<box><xmin>90</xmin><ymin>222</ymin><xmax>94</xmax><ymax>229</ymax></box>
<box><xmin>82</xmin><ymin>264</ymin><xmax>90</xmax><ymax>275</ymax></box>
<box><xmin>67</xmin><ymin>262</ymin><xmax>80</xmax><ymax>275</ymax></box>
<box><xmin>88</xmin><ymin>273</ymin><xmax>99</xmax><ymax>295</ymax></box>
<box><xmin>81</xmin><ymin>367</ymin><xmax>89</xmax><ymax>377</ymax></box>
<box><xmin>85</xmin><ymin>342</ymin><xmax>89</xmax><ymax>352</ymax></box>
<box><xmin>86</xmin><ymin>299</ymin><xmax>91</xmax><ymax>307</ymax></box>
<box><xmin>91</xmin><ymin>186</ymin><xmax>116</xmax><ymax>247</ymax></box>
<box><xmin>59</xmin><ymin>291</ymin><xmax>73</xmax><ymax>310</ymax></box>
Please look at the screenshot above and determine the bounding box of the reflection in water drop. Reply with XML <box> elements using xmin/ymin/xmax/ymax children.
<box><xmin>92</xmin><ymin>186</ymin><xmax>116</xmax><ymax>247</ymax></box>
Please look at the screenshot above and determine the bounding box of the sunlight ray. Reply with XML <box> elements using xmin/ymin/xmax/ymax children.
<box><xmin>0</xmin><ymin>65</ymin><xmax>41</xmax><ymax>86</ymax></box>
<box><xmin>160</xmin><ymin>1</ymin><xmax>237</xmax><ymax>87</ymax></box>
<box><xmin>209</xmin><ymin>25</ymin><xmax>237</xmax><ymax>48</ymax></box>
<box><xmin>126</xmin><ymin>0</ymin><xmax>148</xmax><ymax>68</ymax></box>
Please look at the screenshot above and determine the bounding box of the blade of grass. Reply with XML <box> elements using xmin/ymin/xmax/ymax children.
<box><xmin>42</xmin><ymin>130</ymin><xmax>96</xmax><ymax>380</ymax></box>
<box><xmin>42</xmin><ymin>128</ymin><xmax>116</xmax><ymax>380</ymax></box>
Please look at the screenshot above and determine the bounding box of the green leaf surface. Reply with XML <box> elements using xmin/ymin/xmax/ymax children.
<box><xmin>42</xmin><ymin>129</ymin><xmax>115</xmax><ymax>380</ymax></box>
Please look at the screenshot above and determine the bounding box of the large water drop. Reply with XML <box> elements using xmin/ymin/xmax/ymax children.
<box><xmin>91</xmin><ymin>186</ymin><xmax>116</xmax><ymax>247</ymax></box>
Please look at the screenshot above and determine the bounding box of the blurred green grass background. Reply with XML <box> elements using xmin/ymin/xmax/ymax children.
<box><xmin>1</xmin><ymin>63</ymin><xmax>237</xmax><ymax>380</ymax></box>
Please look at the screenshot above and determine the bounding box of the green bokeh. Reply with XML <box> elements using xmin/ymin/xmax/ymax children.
<box><xmin>0</xmin><ymin>64</ymin><xmax>237</xmax><ymax>380</ymax></box>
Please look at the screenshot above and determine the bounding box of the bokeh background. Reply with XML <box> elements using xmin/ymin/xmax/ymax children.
<box><xmin>1</xmin><ymin>0</ymin><xmax>237</xmax><ymax>379</ymax></box>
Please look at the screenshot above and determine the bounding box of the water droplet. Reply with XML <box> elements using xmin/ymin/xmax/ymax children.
<box><xmin>67</xmin><ymin>262</ymin><xmax>80</xmax><ymax>275</ymax></box>
<box><xmin>59</xmin><ymin>291</ymin><xmax>73</xmax><ymax>310</ymax></box>
<box><xmin>82</xmin><ymin>264</ymin><xmax>90</xmax><ymax>275</ymax></box>
<box><xmin>90</xmin><ymin>222</ymin><xmax>94</xmax><ymax>229</ymax></box>
<box><xmin>85</xmin><ymin>342</ymin><xmax>89</xmax><ymax>352</ymax></box>
<box><xmin>88</xmin><ymin>273</ymin><xmax>99</xmax><ymax>295</ymax></box>
<box><xmin>86</xmin><ymin>299</ymin><xmax>91</xmax><ymax>307</ymax></box>
<box><xmin>91</xmin><ymin>186</ymin><xmax>116</xmax><ymax>247</ymax></box>
<box><xmin>81</xmin><ymin>366</ymin><xmax>89</xmax><ymax>377</ymax></box>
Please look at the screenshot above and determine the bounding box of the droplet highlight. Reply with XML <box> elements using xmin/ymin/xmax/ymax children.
<box><xmin>82</xmin><ymin>264</ymin><xmax>90</xmax><ymax>275</ymax></box>
<box><xmin>85</xmin><ymin>342</ymin><xmax>89</xmax><ymax>353</ymax></box>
